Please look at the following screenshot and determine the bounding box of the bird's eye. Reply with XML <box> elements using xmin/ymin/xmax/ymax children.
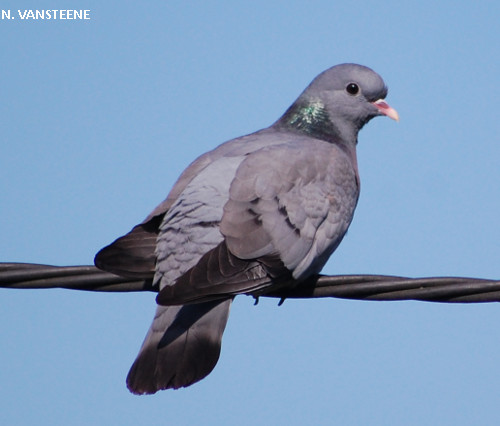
<box><xmin>346</xmin><ymin>83</ymin><xmax>359</xmax><ymax>95</ymax></box>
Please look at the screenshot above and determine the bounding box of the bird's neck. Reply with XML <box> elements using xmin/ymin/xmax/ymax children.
<box><xmin>276</xmin><ymin>99</ymin><xmax>358</xmax><ymax>146</ymax></box>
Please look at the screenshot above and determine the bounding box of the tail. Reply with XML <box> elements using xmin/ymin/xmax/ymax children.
<box><xmin>126</xmin><ymin>299</ymin><xmax>232</xmax><ymax>394</ymax></box>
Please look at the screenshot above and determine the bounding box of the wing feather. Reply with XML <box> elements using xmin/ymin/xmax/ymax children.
<box><xmin>158</xmin><ymin>140</ymin><xmax>359</xmax><ymax>305</ymax></box>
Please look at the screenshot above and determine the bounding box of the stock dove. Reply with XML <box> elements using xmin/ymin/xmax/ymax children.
<box><xmin>94</xmin><ymin>63</ymin><xmax>398</xmax><ymax>394</ymax></box>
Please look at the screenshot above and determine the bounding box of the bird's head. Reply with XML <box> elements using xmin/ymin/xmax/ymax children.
<box><xmin>278</xmin><ymin>63</ymin><xmax>398</xmax><ymax>144</ymax></box>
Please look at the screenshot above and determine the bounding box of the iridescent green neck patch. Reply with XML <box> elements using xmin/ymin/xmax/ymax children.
<box><xmin>280</xmin><ymin>100</ymin><xmax>339</xmax><ymax>142</ymax></box>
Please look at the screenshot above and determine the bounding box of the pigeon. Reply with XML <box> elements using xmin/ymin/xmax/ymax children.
<box><xmin>94</xmin><ymin>63</ymin><xmax>399</xmax><ymax>394</ymax></box>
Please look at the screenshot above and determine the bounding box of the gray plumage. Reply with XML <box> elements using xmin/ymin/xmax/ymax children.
<box><xmin>94</xmin><ymin>63</ymin><xmax>398</xmax><ymax>394</ymax></box>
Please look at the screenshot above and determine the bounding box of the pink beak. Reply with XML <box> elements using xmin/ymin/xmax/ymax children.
<box><xmin>372</xmin><ymin>99</ymin><xmax>399</xmax><ymax>121</ymax></box>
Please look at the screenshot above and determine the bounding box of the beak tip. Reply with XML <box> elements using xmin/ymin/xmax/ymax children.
<box><xmin>373</xmin><ymin>99</ymin><xmax>399</xmax><ymax>122</ymax></box>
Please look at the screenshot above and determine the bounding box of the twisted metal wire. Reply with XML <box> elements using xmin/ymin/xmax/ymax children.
<box><xmin>1</xmin><ymin>262</ymin><xmax>499</xmax><ymax>303</ymax></box>
<box><xmin>0</xmin><ymin>263</ymin><xmax>150</xmax><ymax>292</ymax></box>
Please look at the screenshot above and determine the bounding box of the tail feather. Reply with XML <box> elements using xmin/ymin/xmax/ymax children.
<box><xmin>126</xmin><ymin>299</ymin><xmax>232</xmax><ymax>394</ymax></box>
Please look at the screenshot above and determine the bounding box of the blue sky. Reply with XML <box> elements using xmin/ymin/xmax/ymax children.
<box><xmin>1</xmin><ymin>1</ymin><xmax>499</xmax><ymax>425</ymax></box>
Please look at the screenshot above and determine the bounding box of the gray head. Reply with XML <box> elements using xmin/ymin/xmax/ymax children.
<box><xmin>277</xmin><ymin>63</ymin><xmax>398</xmax><ymax>144</ymax></box>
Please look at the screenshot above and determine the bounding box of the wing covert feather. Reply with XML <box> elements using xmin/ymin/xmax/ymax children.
<box><xmin>221</xmin><ymin>140</ymin><xmax>359</xmax><ymax>279</ymax></box>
